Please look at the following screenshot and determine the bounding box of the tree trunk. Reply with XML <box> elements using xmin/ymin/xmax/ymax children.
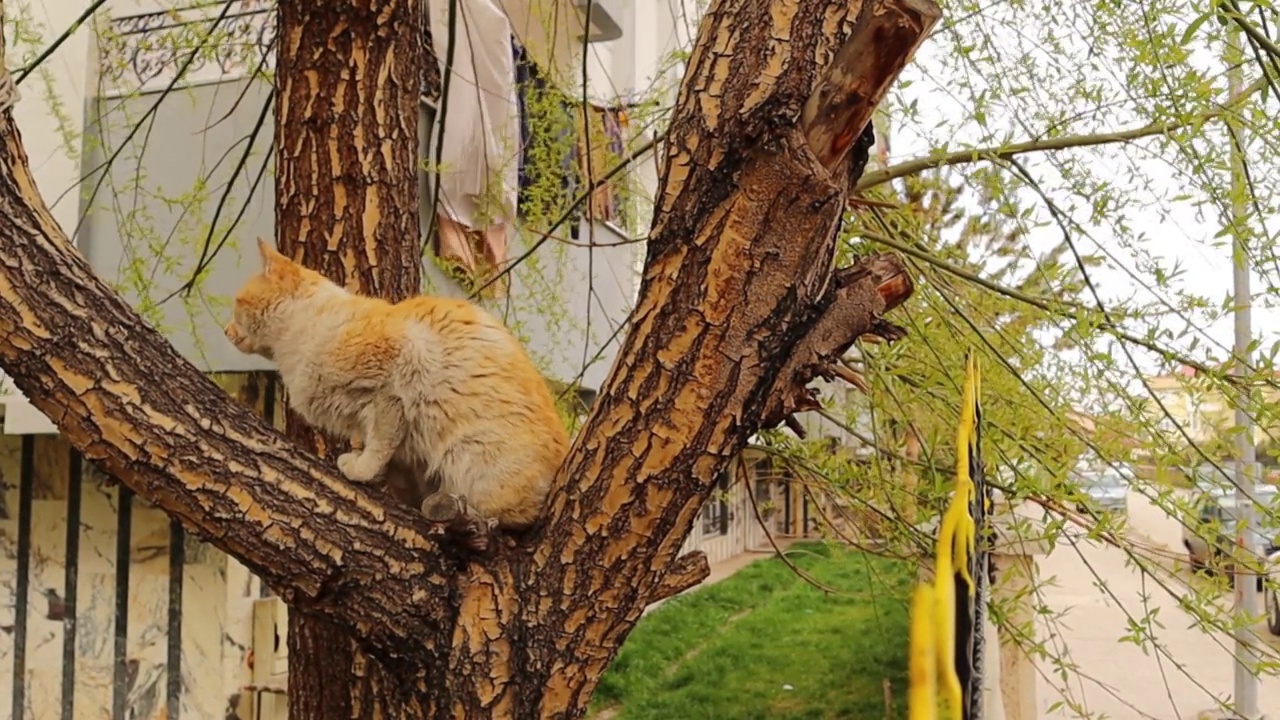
<box><xmin>0</xmin><ymin>0</ymin><xmax>939</xmax><ymax>718</ymax></box>
<box><xmin>273</xmin><ymin>0</ymin><xmax>423</xmax><ymax>717</ymax></box>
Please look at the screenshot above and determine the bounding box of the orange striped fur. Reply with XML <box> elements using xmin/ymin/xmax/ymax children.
<box><xmin>224</xmin><ymin>238</ymin><xmax>569</xmax><ymax>529</ymax></box>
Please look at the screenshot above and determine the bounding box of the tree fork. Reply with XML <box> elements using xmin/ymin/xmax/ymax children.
<box><xmin>0</xmin><ymin>0</ymin><xmax>939</xmax><ymax>717</ymax></box>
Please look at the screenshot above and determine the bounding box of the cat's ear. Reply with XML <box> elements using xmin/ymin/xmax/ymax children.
<box><xmin>256</xmin><ymin>237</ymin><xmax>285</xmax><ymax>272</ymax></box>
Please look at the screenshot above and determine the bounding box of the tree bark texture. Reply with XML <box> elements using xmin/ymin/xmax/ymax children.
<box><xmin>273</xmin><ymin>0</ymin><xmax>424</xmax><ymax>717</ymax></box>
<box><xmin>274</xmin><ymin>0</ymin><xmax>423</xmax><ymax>298</ymax></box>
<box><xmin>0</xmin><ymin>0</ymin><xmax>939</xmax><ymax>718</ymax></box>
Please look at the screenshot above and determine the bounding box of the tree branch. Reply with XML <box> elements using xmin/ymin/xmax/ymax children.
<box><xmin>761</xmin><ymin>254</ymin><xmax>914</xmax><ymax>429</ymax></box>
<box><xmin>856</xmin><ymin>228</ymin><xmax>1244</xmax><ymax>385</ymax></box>
<box><xmin>0</xmin><ymin>116</ymin><xmax>456</xmax><ymax>661</ymax></box>
<box><xmin>854</xmin><ymin>76</ymin><xmax>1266</xmax><ymax>191</ymax></box>
<box><xmin>802</xmin><ymin>0</ymin><xmax>942</xmax><ymax>170</ymax></box>
<box><xmin>649</xmin><ymin>551</ymin><xmax>711</xmax><ymax>603</ymax></box>
<box><xmin>1221</xmin><ymin>2</ymin><xmax>1280</xmax><ymax>63</ymax></box>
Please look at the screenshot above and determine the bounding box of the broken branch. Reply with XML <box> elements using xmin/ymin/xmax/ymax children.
<box><xmin>802</xmin><ymin>0</ymin><xmax>943</xmax><ymax>170</ymax></box>
<box><xmin>761</xmin><ymin>253</ymin><xmax>912</xmax><ymax>429</ymax></box>
<box><xmin>785</xmin><ymin>415</ymin><xmax>810</xmax><ymax>439</ymax></box>
<box><xmin>829</xmin><ymin>362</ymin><xmax>870</xmax><ymax>393</ymax></box>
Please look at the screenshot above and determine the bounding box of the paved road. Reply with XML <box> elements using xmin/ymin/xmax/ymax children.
<box><xmin>1032</xmin><ymin>490</ymin><xmax>1280</xmax><ymax>719</ymax></box>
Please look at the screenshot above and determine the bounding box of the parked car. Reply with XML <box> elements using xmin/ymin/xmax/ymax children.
<box><xmin>1074</xmin><ymin>469</ymin><xmax>1128</xmax><ymax>516</ymax></box>
<box><xmin>1181</xmin><ymin>484</ymin><xmax>1280</xmax><ymax>634</ymax></box>
<box><xmin>1182</xmin><ymin>485</ymin><xmax>1279</xmax><ymax>570</ymax></box>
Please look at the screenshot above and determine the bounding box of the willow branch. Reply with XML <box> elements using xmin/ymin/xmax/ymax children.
<box><xmin>855</xmin><ymin>77</ymin><xmax>1267</xmax><ymax>191</ymax></box>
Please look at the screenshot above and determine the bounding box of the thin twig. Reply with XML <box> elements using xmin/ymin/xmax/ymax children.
<box><xmin>744</xmin><ymin>468</ymin><xmax>841</xmax><ymax>595</ymax></box>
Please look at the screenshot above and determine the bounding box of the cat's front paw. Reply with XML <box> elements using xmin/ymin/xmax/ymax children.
<box><xmin>337</xmin><ymin>452</ymin><xmax>381</xmax><ymax>484</ymax></box>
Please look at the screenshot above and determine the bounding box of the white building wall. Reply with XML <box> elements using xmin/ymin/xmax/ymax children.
<box><xmin>0</xmin><ymin>0</ymin><xmax>97</xmax><ymax>427</ymax></box>
<box><xmin>5</xmin><ymin>0</ymin><xmax>95</xmax><ymax>243</ymax></box>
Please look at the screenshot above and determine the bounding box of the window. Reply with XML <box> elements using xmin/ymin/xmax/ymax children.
<box><xmin>701</xmin><ymin>469</ymin><xmax>731</xmax><ymax>536</ymax></box>
<box><xmin>754</xmin><ymin>476</ymin><xmax>771</xmax><ymax>505</ymax></box>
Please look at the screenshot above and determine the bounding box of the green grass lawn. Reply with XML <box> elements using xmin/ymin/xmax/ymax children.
<box><xmin>589</xmin><ymin>542</ymin><xmax>914</xmax><ymax>720</ymax></box>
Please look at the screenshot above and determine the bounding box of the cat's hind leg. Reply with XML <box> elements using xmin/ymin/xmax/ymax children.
<box><xmin>337</xmin><ymin>394</ymin><xmax>405</xmax><ymax>484</ymax></box>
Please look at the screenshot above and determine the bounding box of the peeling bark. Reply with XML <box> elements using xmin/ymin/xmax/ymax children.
<box><xmin>0</xmin><ymin>0</ymin><xmax>938</xmax><ymax>718</ymax></box>
<box><xmin>274</xmin><ymin>0</ymin><xmax>423</xmax><ymax>298</ymax></box>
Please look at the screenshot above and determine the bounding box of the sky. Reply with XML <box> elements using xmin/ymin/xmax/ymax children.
<box><xmin>879</xmin><ymin>11</ymin><xmax>1280</xmax><ymax>383</ymax></box>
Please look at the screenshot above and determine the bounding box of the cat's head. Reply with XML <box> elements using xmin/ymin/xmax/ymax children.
<box><xmin>224</xmin><ymin>238</ymin><xmax>324</xmax><ymax>358</ymax></box>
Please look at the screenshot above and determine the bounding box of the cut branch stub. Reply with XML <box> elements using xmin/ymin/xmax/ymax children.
<box><xmin>761</xmin><ymin>253</ymin><xmax>913</xmax><ymax>429</ymax></box>
<box><xmin>649</xmin><ymin>552</ymin><xmax>712</xmax><ymax>604</ymax></box>
<box><xmin>802</xmin><ymin>0</ymin><xmax>943</xmax><ymax>170</ymax></box>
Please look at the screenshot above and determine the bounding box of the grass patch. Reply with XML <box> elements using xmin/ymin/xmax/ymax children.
<box><xmin>590</xmin><ymin>542</ymin><xmax>914</xmax><ymax>720</ymax></box>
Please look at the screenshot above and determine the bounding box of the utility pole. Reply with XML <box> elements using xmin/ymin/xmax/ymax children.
<box><xmin>1225</xmin><ymin>15</ymin><xmax>1265</xmax><ymax>720</ymax></box>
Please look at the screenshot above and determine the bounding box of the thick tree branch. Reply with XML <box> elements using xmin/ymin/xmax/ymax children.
<box><xmin>1221</xmin><ymin>2</ymin><xmax>1280</xmax><ymax>63</ymax></box>
<box><xmin>526</xmin><ymin>1</ymin><xmax>931</xmax><ymax>713</ymax></box>
<box><xmin>650</xmin><ymin>551</ymin><xmax>712</xmax><ymax>603</ymax></box>
<box><xmin>269</xmin><ymin>1</ymin><xmax>436</xmax><ymax>711</ymax></box>
<box><xmin>802</xmin><ymin>0</ymin><xmax>941</xmax><ymax>170</ymax></box>
<box><xmin>0</xmin><ymin>118</ymin><xmax>454</xmax><ymax>662</ymax></box>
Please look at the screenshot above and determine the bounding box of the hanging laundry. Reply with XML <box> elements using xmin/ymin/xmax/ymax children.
<box><xmin>572</xmin><ymin>104</ymin><xmax>631</xmax><ymax>230</ymax></box>
<box><xmin>426</xmin><ymin>0</ymin><xmax>521</xmax><ymax>298</ymax></box>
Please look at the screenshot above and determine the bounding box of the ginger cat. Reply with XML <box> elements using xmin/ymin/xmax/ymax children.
<box><xmin>223</xmin><ymin>238</ymin><xmax>569</xmax><ymax>529</ymax></box>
